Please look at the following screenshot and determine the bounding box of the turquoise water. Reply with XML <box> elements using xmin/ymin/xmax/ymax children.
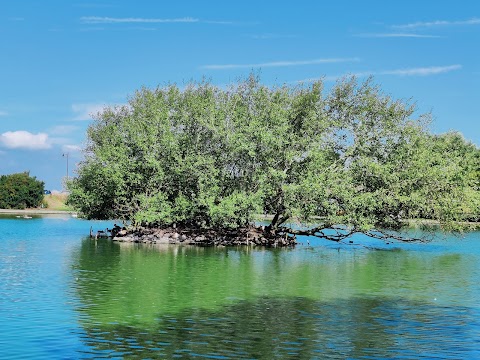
<box><xmin>0</xmin><ymin>215</ymin><xmax>479</xmax><ymax>359</ymax></box>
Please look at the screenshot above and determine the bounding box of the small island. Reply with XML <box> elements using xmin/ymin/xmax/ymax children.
<box><xmin>67</xmin><ymin>76</ymin><xmax>479</xmax><ymax>246</ymax></box>
<box><xmin>111</xmin><ymin>224</ymin><xmax>296</xmax><ymax>247</ymax></box>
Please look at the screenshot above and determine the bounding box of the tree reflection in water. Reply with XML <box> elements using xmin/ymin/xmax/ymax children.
<box><xmin>78</xmin><ymin>296</ymin><xmax>478</xmax><ymax>359</ymax></box>
<box><xmin>71</xmin><ymin>238</ymin><xmax>480</xmax><ymax>359</ymax></box>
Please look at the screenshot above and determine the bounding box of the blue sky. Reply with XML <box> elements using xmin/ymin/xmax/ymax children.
<box><xmin>0</xmin><ymin>1</ymin><xmax>479</xmax><ymax>190</ymax></box>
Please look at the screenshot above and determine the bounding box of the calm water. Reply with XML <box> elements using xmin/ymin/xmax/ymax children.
<box><xmin>0</xmin><ymin>215</ymin><xmax>479</xmax><ymax>359</ymax></box>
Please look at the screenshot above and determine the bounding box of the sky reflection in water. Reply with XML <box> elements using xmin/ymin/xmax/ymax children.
<box><xmin>0</xmin><ymin>216</ymin><xmax>479</xmax><ymax>358</ymax></box>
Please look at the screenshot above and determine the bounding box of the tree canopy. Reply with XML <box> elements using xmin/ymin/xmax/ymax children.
<box><xmin>67</xmin><ymin>76</ymin><xmax>479</xmax><ymax>242</ymax></box>
<box><xmin>0</xmin><ymin>172</ymin><xmax>45</xmax><ymax>209</ymax></box>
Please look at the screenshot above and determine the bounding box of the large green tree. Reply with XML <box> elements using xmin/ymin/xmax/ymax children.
<box><xmin>0</xmin><ymin>172</ymin><xmax>45</xmax><ymax>209</ymax></box>
<box><xmin>67</xmin><ymin>76</ymin><xmax>479</xmax><ymax>241</ymax></box>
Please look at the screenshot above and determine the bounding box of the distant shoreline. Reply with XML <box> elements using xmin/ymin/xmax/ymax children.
<box><xmin>0</xmin><ymin>209</ymin><xmax>77</xmax><ymax>215</ymax></box>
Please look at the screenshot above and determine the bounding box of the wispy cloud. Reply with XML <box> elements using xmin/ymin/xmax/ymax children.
<box><xmin>0</xmin><ymin>131</ymin><xmax>51</xmax><ymax>150</ymax></box>
<box><xmin>0</xmin><ymin>111</ymin><xmax>8</xmax><ymax>117</ymax></box>
<box><xmin>80</xmin><ymin>16</ymin><xmax>199</xmax><ymax>24</ymax></box>
<box><xmin>72</xmin><ymin>103</ymin><xmax>106</xmax><ymax>121</ymax></box>
<box><xmin>298</xmin><ymin>64</ymin><xmax>462</xmax><ymax>83</ymax></box>
<box><xmin>79</xmin><ymin>16</ymin><xmax>240</xmax><ymax>27</ymax></box>
<box><xmin>250</xmin><ymin>33</ymin><xmax>297</xmax><ymax>40</ymax></box>
<box><xmin>381</xmin><ymin>64</ymin><xmax>462</xmax><ymax>76</ymax></box>
<box><xmin>355</xmin><ymin>33</ymin><xmax>440</xmax><ymax>38</ymax></box>
<box><xmin>74</xmin><ymin>3</ymin><xmax>114</xmax><ymax>8</ymax></box>
<box><xmin>203</xmin><ymin>20</ymin><xmax>235</xmax><ymax>25</ymax></box>
<box><xmin>50</xmin><ymin>125</ymin><xmax>80</xmax><ymax>136</ymax></box>
<box><xmin>61</xmin><ymin>144</ymin><xmax>82</xmax><ymax>153</ymax></box>
<box><xmin>79</xmin><ymin>27</ymin><xmax>105</xmax><ymax>32</ymax></box>
<box><xmin>201</xmin><ymin>57</ymin><xmax>360</xmax><ymax>70</ymax></box>
<box><xmin>393</xmin><ymin>17</ymin><xmax>480</xmax><ymax>30</ymax></box>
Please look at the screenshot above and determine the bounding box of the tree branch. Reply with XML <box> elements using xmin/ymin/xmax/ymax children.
<box><xmin>278</xmin><ymin>224</ymin><xmax>430</xmax><ymax>243</ymax></box>
<box><xmin>279</xmin><ymin>225</ymin><xmax>354</xmax><ymax>242</ymax></box>
<box><xmin>364</xmin><ymin>230</ymin><xmax>431</xmax><ymax>243</ymax></box>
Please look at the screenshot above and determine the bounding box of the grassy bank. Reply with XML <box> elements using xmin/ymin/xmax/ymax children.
<box><xmin>43</xmin><ymin>193</ymin><xmax>72</xmax><ymax>211</ymax></box>
<box><xmin>0</xmin><ymin>193</ymin><xmax>75</xmax><ymax>215</ymax></box>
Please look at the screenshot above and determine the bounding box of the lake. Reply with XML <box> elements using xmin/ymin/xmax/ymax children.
<box><xmin>0</xmin><ymin>215</ymin><xmax>479</xmax><ymax>359</ymax></box>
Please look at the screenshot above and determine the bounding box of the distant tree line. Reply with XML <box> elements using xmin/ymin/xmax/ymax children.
<box><xmin>67</xmin><ymin>75</ymin><xmax>479</xmax><ymax>241</ymax></box>
<box><xmin>0</xmin><ymin>172</ymin><xmax>45</xmax><ymax>209</ymax></box>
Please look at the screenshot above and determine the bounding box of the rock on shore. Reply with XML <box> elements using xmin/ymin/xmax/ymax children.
<box><xmin>112</xmin><ymin>226</ymin><xmax>296</xmax><ymax>247</ymax></box>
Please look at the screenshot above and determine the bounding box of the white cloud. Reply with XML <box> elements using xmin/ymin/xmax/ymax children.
<box><xmin>201</xmin><ymin>57</ymin><xmax>360</xmax><ymax>70</ymax></box>
<box><xmin>393</xmin><ymin>18</ymin><xmax>480</xmax><ymax>30</ymax></box>
<box><xmin>0</xmin><ymin>111</ymin><xmax>8</xmax><ymax>117</ymax></box>
<box><xmin>0</xmin><ymin>131</ymin><xmax>51</xmax><ymax>150</ymax></box>
<box><xmin>80</xmin><ymin>16</ymin><xmax>199</xmax><ymax>24</ymax></box>
<box><xmin>298</xmin><ymin>64</ymin><xmax>462</xmax><ymax>83</ymax></box>
<box><xmin>354</xmin><ymin>33</ymin><xmax>440</xmax><ymax>38</ymax></box>
<box><xmin>72</xmin><ymin>103</ymin><xmax>106</xmax><ymax>121</ymax></box>
<box><xmin>380</xmin><ymin>64</ymin><xmax>462</xmax><ymax>76</ymax></box>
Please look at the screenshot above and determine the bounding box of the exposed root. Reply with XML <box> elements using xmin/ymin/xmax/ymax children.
<box><xmin>112</xmin><ymin>225</ymin><xmax>297</xmax><ymax>247</ymax></box>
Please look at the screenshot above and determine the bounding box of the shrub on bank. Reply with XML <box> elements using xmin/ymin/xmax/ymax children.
<box><xmin>0</xmin><ymin>172</ymin><xmax>44</xmax><ymax>209</ymax></box>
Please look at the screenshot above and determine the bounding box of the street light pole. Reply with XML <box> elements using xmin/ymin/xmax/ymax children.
<box><xmin>62</xmin><ymin>153</ymin><xmax>69</xmax><ymax>182</ymax></box>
